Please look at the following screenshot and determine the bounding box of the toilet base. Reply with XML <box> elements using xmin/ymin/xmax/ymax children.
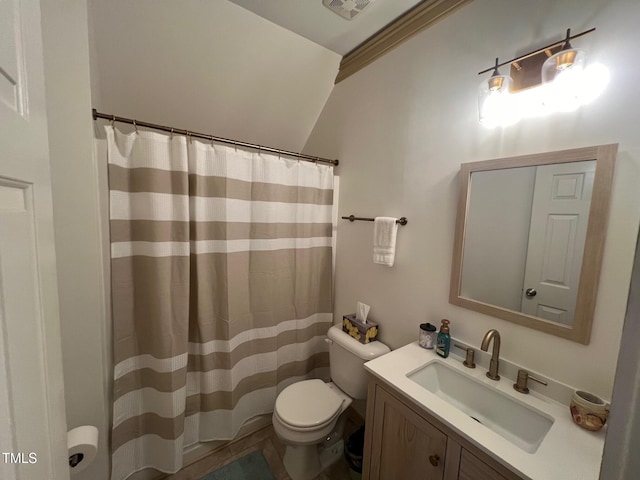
<box><xmin>282</xmin><ymin>439</ymin><xmax>344</xmax><ymax>480</ymax></box>
<box><xmin>283</xmin><ymin>443</ymin><xmax>321</xmax><ymax>480</ymax></box>
<box><xmin>319</xmin><ymin>438</ymin><xmax>344</xmax><ymax>471</ymax></box>
<box><xmin>279</xmin><ymin>412</ymin><xmax>348</xmax><ymax>480</ymax></box>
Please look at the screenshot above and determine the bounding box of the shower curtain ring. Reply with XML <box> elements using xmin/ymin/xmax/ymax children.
<box><xmin>133</xmin><ymin>120</ymin><xmax>139</xmax><ymax>134</ymax></box>
<box><xmin>210</xmin><ymin>135</ymin><xmax>214</xmax><ymax>147</ymax></box>
<box><xmin>187</xmin><ymin>131</ymin><xmax>192</xmax><ymax>144</ymax></box>
<box><xmin>170</xmin><ymin>128</ymin><xmax>174</xmax><ymax>139</ymax></box>
<box><xmin>111</xmin><ymin>115</ymin><xmax>115</xmax><ymax>127</ymax></box>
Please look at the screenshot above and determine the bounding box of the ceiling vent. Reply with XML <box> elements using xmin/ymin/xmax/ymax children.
<box><xmin>323</xmin><ymin>0</ymin><xmax>375</xmax><ymax>21</ymax></box>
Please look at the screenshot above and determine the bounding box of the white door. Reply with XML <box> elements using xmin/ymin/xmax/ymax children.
<box><xmin>0</xmin><ymin>0</ymin><xmax>69</xmax><ymax>479</ymax></box>
<box><xmin>521</xmin><ymin>161</ymin><xmax>595</xmax><ymax>325</ymax></box>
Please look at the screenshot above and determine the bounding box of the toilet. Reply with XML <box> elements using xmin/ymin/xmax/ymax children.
<box><xmin>272</xmin><ymin>324</ymin><xmax>390</xmax><ymax>480</ymax></box>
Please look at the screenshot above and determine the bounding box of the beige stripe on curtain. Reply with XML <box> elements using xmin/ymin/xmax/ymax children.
<box><xmin>106</xmin><ymin>126</ymin><xmax>334</xmax><ymax>480</ymax></box>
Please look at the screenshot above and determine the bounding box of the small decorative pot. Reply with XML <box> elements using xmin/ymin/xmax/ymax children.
<box><xmin>570</xmin><ymin>390</ymin><xmax>609</xmax><ymax>431</ymax></box>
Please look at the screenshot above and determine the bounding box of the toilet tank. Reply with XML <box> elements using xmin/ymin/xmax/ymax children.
<box><xmin>327</xmin><ymin>325</ymin><xmax>390</xmax><ymax>399</ymax></box>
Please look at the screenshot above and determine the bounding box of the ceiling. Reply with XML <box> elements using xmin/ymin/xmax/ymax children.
<box><xmin>227</xmin><ymin>0</ymin><xmax>424</xmax><ymax>56</ymax></box>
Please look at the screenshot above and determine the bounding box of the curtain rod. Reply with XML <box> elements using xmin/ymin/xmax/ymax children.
<box><xmin>91</xmin><ymin>109</ymin><xmax>339</xmax><ymax>166</ymax></box>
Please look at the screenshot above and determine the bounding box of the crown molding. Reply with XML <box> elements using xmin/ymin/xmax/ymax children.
<box><xmin>335</xmin><ymin>0</ymin><xmax>473</xmax><ymax>83</ymax></box>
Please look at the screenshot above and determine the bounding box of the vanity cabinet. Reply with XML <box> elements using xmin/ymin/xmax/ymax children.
<box><xmin>363</xmin><ymin>375</ymin><xmax>523</xmax><ymax>480</ymax></box>
<box><xmin>365</xmin><ymin>385</ymin><xmax>447</xmax><ymax>479</ymax></box>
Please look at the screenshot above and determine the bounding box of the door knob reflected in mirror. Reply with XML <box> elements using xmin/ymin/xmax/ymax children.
<box><xmin>525</xmin><ymin>288</ymin><xmax>537</xmax><ymax>298</ymax></box>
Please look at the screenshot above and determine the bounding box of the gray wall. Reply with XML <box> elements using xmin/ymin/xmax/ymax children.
<box><xmin>304</xmin><ymin>0</ymin><xmax>640</xmax><ymax>400</ymax></box>
<box><xmin>88</xmin><ymin>0</ymin><xmax>340</xmax><ymax>152</ymax></box>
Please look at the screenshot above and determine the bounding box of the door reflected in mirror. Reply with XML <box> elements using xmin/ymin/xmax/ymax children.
<box><xmin>450</xmin><ymin>145</ymin><xmax>617</xmax><ymax>344</ymax></box>
<box><xmin>462</xmin><ymin>161</ymin><xmax>595</xmax><ymax>326</ymax></box>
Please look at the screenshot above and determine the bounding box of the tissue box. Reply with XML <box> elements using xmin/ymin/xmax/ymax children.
<box><xmin>342</xmin><ymin>314</ymin><xmax>378</xmax><ymax>344</ymax></box>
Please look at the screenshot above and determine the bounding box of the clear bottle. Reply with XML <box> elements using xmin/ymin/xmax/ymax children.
<box><xmin>419</xmin><ymin>323</ymin><xmax>437</xmax><ymax>349</ymax></box>
<box><xmin>436</xmin><ymin>319</ymin><xmax>451</xmax><ymax>358</ymax></box>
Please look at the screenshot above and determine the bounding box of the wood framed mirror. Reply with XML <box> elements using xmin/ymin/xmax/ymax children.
<box><xmin>450</xmin><ymin>144</ymin><xmax>617</xmax><ymax>344</ymax></box>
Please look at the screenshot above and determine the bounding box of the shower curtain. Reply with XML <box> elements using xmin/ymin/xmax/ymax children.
<box><xmin>106</xmin><ymin>126</ymin><xmax>334</xmax><ymax>480</ymax></box>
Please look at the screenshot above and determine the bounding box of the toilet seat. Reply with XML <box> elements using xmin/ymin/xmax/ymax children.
<box><xmin>275</xmin><ymin>379</ymin><xmax>344</xmax><ymax>430</ymax></box>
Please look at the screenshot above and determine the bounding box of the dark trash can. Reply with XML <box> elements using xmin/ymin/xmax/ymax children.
<box><xmin>344</xmin><ymin>426</ymin><xmax>365</xmax><ymax>480</ymax></box>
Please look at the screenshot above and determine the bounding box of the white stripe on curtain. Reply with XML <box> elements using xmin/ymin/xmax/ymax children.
<box><xmin>113</xmin><ymin>387</ymin><xmax>188</xmax><ymax>429</ymax></box>
<box><xmin>115</xmin><ymin>353</ymin><xmax>189</xmax><ymax>380</ymax></box>
<box><xmin>110</xmin><ymin>192</ymin><xmax>332</xmax><ymax>221</ymax></box>
<box><xmin>111</xmin><ymin>241</ymin><xmax>190</xmax><ymax>258</ymax></box>
<box><xmin>109</xmin><ymin>191</ymin><xmax>189</xmax><ymax>221</ymax></box>
<box><xmin>187</xmin><ymin>146</ymin><xmax>334</xmax><ymax>188</ymax></box>
<box><xmin>190</xmin><ymin>198</ymin><xmax>333</xmax><ymax>222</ymax></box>
<box><xmin>188</xmin><ymin>313</ymin><xmax>332</xmax><ymax>356</ymax></box>
<box><xmin>111</xmin><ymin>237</ymin><xmax>331</xmax><ymax>258</ymax></box>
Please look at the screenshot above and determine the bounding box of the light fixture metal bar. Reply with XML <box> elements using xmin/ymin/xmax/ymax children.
<box><xmin>478</xmin><ymin>27</ymin><xmax>596</xmax><ymax>75</ymax></box>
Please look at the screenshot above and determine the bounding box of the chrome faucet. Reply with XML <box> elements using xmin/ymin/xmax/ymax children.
<box><xmin>480</xmin><ymin>329</ymin><xmax>501</xmax><ymax>380</ymax></box>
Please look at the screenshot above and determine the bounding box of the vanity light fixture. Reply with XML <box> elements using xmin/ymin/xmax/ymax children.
<box><xmin>477</xmin><ymin>27</ymin><xmax>608</xmax><ymax>127</ymax></box>
<box><xmin>477</xmin><ymin>58</ymin><xmax>517</xmax><ymax>127</ymax></box>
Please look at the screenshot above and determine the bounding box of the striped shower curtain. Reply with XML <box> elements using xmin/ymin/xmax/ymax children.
<box><xmin>106</xmin><ymin>126</ymin><xmax>334</xmax><ymax>480</ymax></box>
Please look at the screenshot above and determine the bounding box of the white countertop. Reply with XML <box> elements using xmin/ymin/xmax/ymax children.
<box><xmin>364</xmin><ymin>342</ymin><xmax>606</xmax><ymax>480</ymax></box>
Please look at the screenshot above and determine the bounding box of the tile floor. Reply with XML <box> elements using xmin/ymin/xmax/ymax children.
<box><xmin>163</xmin><ymin>414</ymin><xmax>362</xmax><ymax>480</ymax></box>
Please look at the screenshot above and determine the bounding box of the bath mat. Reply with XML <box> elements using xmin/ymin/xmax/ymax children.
<box><xmin>199</xmin><ymin>449</ymin><xmax>276</xmax><ymax>480</ymax></box>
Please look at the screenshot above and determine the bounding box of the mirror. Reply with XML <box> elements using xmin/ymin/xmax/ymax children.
<box><xmin>450</xmin><ymin>144</ymin><xmax>617</xmax><ymax>344</ymax></box>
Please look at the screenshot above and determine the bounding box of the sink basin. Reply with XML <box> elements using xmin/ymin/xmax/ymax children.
<box><xmin>407</xmin><ymin>361</ymin><xmax>554</xmax><ymax>453</ymax></box>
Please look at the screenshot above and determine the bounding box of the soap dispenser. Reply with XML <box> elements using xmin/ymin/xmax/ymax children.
<box><xmin>436</xmin><ymin>319</ymin><xmax>451</xmax><ymax>358</ymax></box>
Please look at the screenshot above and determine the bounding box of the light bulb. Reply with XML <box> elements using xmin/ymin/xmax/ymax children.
<box><xmin>479</xmin><ymin>89</ymin><xmax>519</xmax><ymax>127</ymax></box>
<box><xmin>542</xmin><ymin>61</ymin><xmax>609</xmax><ymax>112</ymax></box>
<box><xmin>544</xmin><ymin>66</ymin><xmax>585</xmax><ymax>112</ymax></box>
<box><xmin>542</xmin><ymin>48</ymin><xmax>586</xmax><ymax>84</ymax></box>
<box><xmin>478</xmin><ymin>72</ymin><xmax>516</xmax><ymax>127</ymax></box>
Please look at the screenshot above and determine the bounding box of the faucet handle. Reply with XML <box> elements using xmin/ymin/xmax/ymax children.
<box><xmin>454</xmin><ymin>344</ymin><xmax>476</xmax><ymax>369</ymax></box>
<box><xmin>513</xmin><ymin>369</ymin><xmax>548</xmax><ymax>394</ymax></box>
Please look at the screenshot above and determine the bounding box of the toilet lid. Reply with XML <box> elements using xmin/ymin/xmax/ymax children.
<box><xmin>275</xmin><ymin>379</ymin><xmax>344</xmax><ymax>428</ymax></box>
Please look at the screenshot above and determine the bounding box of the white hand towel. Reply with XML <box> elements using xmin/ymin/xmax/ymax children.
<box><xmin>373</xmin><ymin>217</ymin><xmax>399</xmax><ymax>266</ymax></box>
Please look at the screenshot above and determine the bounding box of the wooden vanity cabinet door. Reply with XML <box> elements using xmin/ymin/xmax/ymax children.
<box><xmin>458</xmin><ymin>449</ymin><xmax>510</xmax><ymax>480</ymax></box>
<box><xmin>365</xmin><ymin>385</ymin><xmax>447</xmax><ymax>479</ymax></box>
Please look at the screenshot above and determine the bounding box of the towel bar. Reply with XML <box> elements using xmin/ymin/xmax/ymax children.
<box><xmin>341</xmin><ymin>215</ymin><xmax>408</xmax><ymax>225</ymax></box>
